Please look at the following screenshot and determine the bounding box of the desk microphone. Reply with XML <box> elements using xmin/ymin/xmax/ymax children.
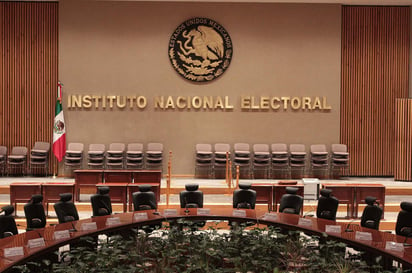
<box><xmin>184</xmin><ymin>197</ymin><xmax>190</xmax><ymax>214</ymax></box>
<box><xmin>401</xmin><ymin>228</ymin><xmax>412</xmax><ymax>246</ymax></box>
<box><xmin>345</xmin><ymin>219</ymin><xmax>357</xmax><ymax>232</ymax></box>
<box><xmin>36</xmin><ymin>231</ymin><xmax>43</xmax><ymax>238</ymax></box>
<box><xmin>149</xmin><ymin>200</ymin><xmax>159</xmax><ymax>215</ymax></box>
<box><xmin>69</xmin><ymin>222</ymin><xmax>77</xmax><ymax>232</ymax></box>
<box><xmin>403</xmin><ymin>235</ymin><xmax>412</xmax><ymax>246</ymax></box>
<box><xmin>303</xmin><ymin>211</ymin><xmax>315</xmax><ymax>218</ymax></box>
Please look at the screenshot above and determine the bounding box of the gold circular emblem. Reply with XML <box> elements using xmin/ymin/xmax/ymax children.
<box><xmin>168</xmin><ymin>18</ymin><xmax>233</xmax><ymax>82</ymax></box>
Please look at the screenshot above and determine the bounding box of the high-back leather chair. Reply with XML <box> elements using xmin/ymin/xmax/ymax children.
<box><xmin>54</xmin><ymin>193</ymin><xmax>79</xmax><ymax>223</ymax></box>
<box><xmin>279</xmin><ymin>187</ymin><xmax>304</xmax><ymax>215</ymax></box>
<box><xmin>180</xmin><ymin>184</ymin><xmax>204</xmax><ymax>209</ymax></box>
<box><xmin>0</xmin><ymin>205</ymin><xmax>18</xmax><ymax>238</ymax></box>
<box><xmin>24</xmin><ymin>194</ymin><xmax>46</xmax><ymax>231</ymax></box>
<box><xmin>132</xmin><ymin>185</ymin><xmax>157</xmax><ymax>211</ymax></box>
<box><xmin>90</xmin><ymin>186</ymin><xmax>112</xmax><ymax>217</ymax></box>
<box><xmin>396</xmin><ymin>202</ymin><xmax>412</xmax><ymax>237</ymax></box>
<box><xmin>316</xmin><ymin>189</ymin><xmax>339</xmax><ymax>221</ymax></box>
<box><xmin>360</xmin><ymin>196</ymin><xmax>383</xmax><ymax>230</ymax></box>
<box><xmin>233</xmin><ymin>182</ymin><xmax>256</xmax><ymax>209</ymax></box>
<box><xmin>179</xmin><ymin>184</ymin><xmax>205</xmax><ymax>229</ymax></box>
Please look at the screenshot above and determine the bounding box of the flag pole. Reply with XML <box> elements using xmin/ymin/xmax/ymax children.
<box><xmin>53</xmin><ymin>81</ymin><xmax>66</xmax><ymax>178</ymax></box>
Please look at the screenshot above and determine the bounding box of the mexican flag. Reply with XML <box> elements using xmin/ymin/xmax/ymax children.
<box><xmin>53</xmin><ymin>82</ymin><xmax>66</xmax><ymax>162</ymax></box>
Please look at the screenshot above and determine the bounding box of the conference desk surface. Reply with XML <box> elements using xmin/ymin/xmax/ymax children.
<box><xmin>1</xmin><ymin>208</ymin><xmax>412</xmax><ymax>272</ymax></box>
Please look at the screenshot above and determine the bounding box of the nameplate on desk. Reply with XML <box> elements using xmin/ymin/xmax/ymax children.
<box><xmin>232</xmin><ymin>210</ymin><xmax>247</xmax><ymax>217</ymax></box>
<box><xmin>81</xmin><ymin>222</ymin><xmax>97</xmax><ymax>231</ymax></box>
<box><xmin>385</xmin><ymin>241</ymin><xmax>404</xmax><ymax>252</ymax></box>
<box><xmin>28</xmin><ymin>238</ymin><xmax>46</xmax><ymax>249</ymax></box>
<box><xmin>4</xmin><ymin>246</ymin><xmax>24</xmax><ymax>258</ymax></box>
<box><xmin>298</xmin><ymin>218</ymin><xmax>313</xmax><ymax>227</ymax></box>
<box><xmin>325</xmin><ymin>225</ymin><xmax>341</xmax><ymax>234</ymax></box>
<box><xmin>134</xmin><ymin>212</ymin><xmax>149</xmax><ymax>221</ymax></box>
<box><xmin>164</xmin><ymin>209</ymin><xmax>178</xmax><ymax>216</ymax></box>
<box><xmin>262</xmin><ymin>213</ymin><xmax>278</xmax><ymax>221</ymax></box>
<box><xmin>355</xmin><ymin>231</ymin><xmax>372</xmax><ymax>241</ymax></box>
<box><xmin>197</xmin><ymin>208</ymin><xmax>211</xmax><ymax>216</ymax></box>
<box><xmin>53</xmin><ymin>230</ymin><xmax>70</xmax><ymax>240</ymax></box>
<box><xmin>106</xmin><ymin>217</ymin><xmax>121</xmax><ymax>226</ymax></box>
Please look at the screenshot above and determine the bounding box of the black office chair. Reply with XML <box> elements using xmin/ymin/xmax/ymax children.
<box><xmin>0</xmin><ymin>205</ymin><xmax>18</xmax><ymax>238</ymax></box>
<box><xmin>54</xmin><ymin>193</ymin><xmax>79</xmax><ymax>224</ymax></box>
<box><xmin>24</xmin><ymin>194</ymin><xmax>46</xmax><ymax>231</ymax></box>
<box><xmin>279</xmin><ymin>187</ymin><xmax>304</xmax><ymax>215</ymax></box>
<box><xmin>132</xmin><ymin>185</ymin><xmax>157</xmax><ymax>211</ymax></box>
<box><xmin>316</xmin><ymin>189</ymin><xmax>339</xmax><ymax>221</ymax></box>
<box><xmin>360</xmin><ymin>196</ymin><xmax>383</xmax><ymax>230</ymax></box>
<box><xmin>233</xmin><ymin>182</ymin><xmax>256</xmax><ymax>209</ymax></box>
<box><xmin>180</xmin><ymin>184</ymin><xmax>204</xmax><ymax>209</ymax></box>
<box><xmin>396</xmin><ymin>201</ymin><xmax>412</xmax><ymax>237</ymax></box>
<box><xmin>90</xmin><ymin>186</ymin><xmax>112</xmax><ymax>217</ymax></box>
<box><xmin>132</xmin><ymin>185</ymin><xmax>159</xmax><ymax>233</ymax></box>
<box><xmin>179</xmin><ymin>184</ymin><xmax>205</xmax><ymax>229</ymax></box>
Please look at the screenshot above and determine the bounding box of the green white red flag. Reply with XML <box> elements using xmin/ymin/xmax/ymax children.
<box><xmin>53</xmin><ymin>82</ymin><xmax>66</xmax><ymax>162</ymax></box>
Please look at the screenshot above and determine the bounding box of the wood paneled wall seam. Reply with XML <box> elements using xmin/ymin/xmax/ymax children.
<box><xmin>341</xmin><ymin>6</ymin><xmax>410</xmax><ymax>176</ymax></box>
<box><xmin>0</xmin><ymin>2</ymin><xmax>58</xmax><ymax>175</ymax></box>
<box><xmin>395</xmin><ymin>99</ymin><xmax>412</xmax><ymax>181</ymax></box>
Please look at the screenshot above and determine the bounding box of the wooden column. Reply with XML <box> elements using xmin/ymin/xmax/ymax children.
<box><xmin>341</xmin><ymin>6</ymin><xmax>410</xmax><ymax>176</ymax></box>
<box><xmin>0</xmin><ymin>2</ymin><xmax>58</xmax><ymax>175</ymax></box>
<box><xmin>395</xmin><ymin>99</ymin><xmax>412</xmax><ymax>181</ymax></box>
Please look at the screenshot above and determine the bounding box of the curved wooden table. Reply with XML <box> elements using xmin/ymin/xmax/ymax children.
<box><xmin>0</xmin><ymin>208</ymin><xmax>411</xmax><ymax>272</ymax></box>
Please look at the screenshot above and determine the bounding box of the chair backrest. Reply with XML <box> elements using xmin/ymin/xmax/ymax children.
<box><xmin>233</xmin><ymin>183</ymin><xmax>257</xmax><ymax>209</ymax></box>
<box><xmin>147</xmin><ymin>143</ymin><xmax>163</xmax><ymax>152</ymax></box>
<box><xmin>132</xmin><ymin>185</ymin><xmax>157</xmax><ymax>211</ymax></box>
<box><xmin>289</xmin><ymin>144</ymin><xmax>305</xmax><ymax>153</ymax></box>
<box><xmin>360</xmin><ymin>196</ymin><xmax>383</xmax><ymax>230</ymax></box>
<box><xmin>0</xmin><ymin>146</ymin><xmax>7</xmax><ymax>157</ymax></box>
<box><xmin>54</xmin><ymin>193</ymin><xmax>79</xmax><ymax>223</ymax></box>
<box><xmin>316</xmin><ymin>189</ymin><xmax>339</xmax><ymax>220</ymax></box>
<box><xmin>67</xmin><ymin>143</ymin><xmax>84</xmax><ymax>152</ymax></box>
<box><xmin>196</xmin><ymin>144</ymin><xmax>212</xmax><ymax>153</ymax></box>
<box><xmin>127</xmin><ymin>143</ymin><xmax>143</xmax><ymax>152</ymax></box>
<box><xmin>24</xmin><ymin>194</ymin><xmax>46</xmax><ymax>230</ymax></box>
<box><xmin>88</xmin><ymin>144</ymin><xmax>105</xmax><ymax>152</ymax></box>
<box><xmin>180</xmin><ymin>184</ymin><xmax>204</xmax><ymax>208</ymax></box>
<box><xmin>108</xmin><ymin>143</ymin><xmax>125</xmax><ymax>152</ymax></box>
<box><xmin>396</xmin><ymin>202</ymin><xmax>412</xmax><ymax>236</ymax></box>
<box><xmin>33</xmin><ymin>141</ymin><xmax>50</xmax><ymax>152</ymax></box>
<box><xmin>253</xmin><ymin>144</ymin><xmax>269</xmax><ymax>153</ymax></box>
<box><xmin>331</xmin><ymin>144</ymin><xmax>347</xmax><ymax>153</ymax></box>
<box><xmin>214</xmin><ymin>143</ymin><xmax>230</xmax><ymax>153</ymax></box>
<box><xmin>90</xmin><ymin>186</ymin><xmax>112</xmax><ymax>217</ymax></box>
<box><xmin>310</xmin><ymin>144</ymin><xmax>327</xmax><ymax>154</ymax></box>
<box><xmin>11</xmin><ymin>146</ymin><xmax>28</xmax><ymax>156</ymax></box>
<box><xmin>0</xmin><ymin>205</ymin><xmax>18</xmax><ymax>238</ymax></box>
<box><xmin>279</xmin><ymin>187</ymin><xmax>304</xmax><ymax>215</ymax></box>
<box><xmin>271</xmin><ymin>143</ymin><xmax>288</xmax><ymax>153</ymax></box>
<box><xmin>234</xmin><ymin>143</ymin><xmax>250</xmax><ymax>153</ymax></box>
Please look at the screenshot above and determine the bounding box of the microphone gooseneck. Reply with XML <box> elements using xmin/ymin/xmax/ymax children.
<box><xmin>345</xmin><ymin>219</ymin><xmax>356</xmax><ymax>232</ymax></box>
<box><xmin>70</xmin><ymin>222</ymin><xmax>77</xmax><ymax>232</ymax></box>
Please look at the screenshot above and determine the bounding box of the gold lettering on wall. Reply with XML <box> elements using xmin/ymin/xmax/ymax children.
<box><xmin>67</xmin><ymin>95</ymin><xmax>331</xmax><ymax>111</ymax></box>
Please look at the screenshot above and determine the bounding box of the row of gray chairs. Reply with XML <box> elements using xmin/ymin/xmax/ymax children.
<box><xmin>195</xmin><ymin>143</ymin><xmax>350</xmax><ymax>179</ymax></box>
<box><xmin>64</xmin><ymin>142</ymin><xmax>163</xmax><ymax>175</ymax></box>
<box><xmin>0</xmin><ymin>142</ymin><xmax>50</xmax><ymax>177</ymax></box>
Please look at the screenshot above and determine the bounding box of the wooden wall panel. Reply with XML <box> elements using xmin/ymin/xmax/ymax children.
<box><xmin>341</xmin><ymin>6</ymin><xmax>410</xmax><ymax>176</ymax></box>
<box><xmin>395</xmin><ymin>99</ymin><xmax>412</xmax><ymax>181</ymax></box>
<box><xmin>0</xmin><ymin>2</ymin><xmax>58</xmax><ymax>175</ymax></box>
